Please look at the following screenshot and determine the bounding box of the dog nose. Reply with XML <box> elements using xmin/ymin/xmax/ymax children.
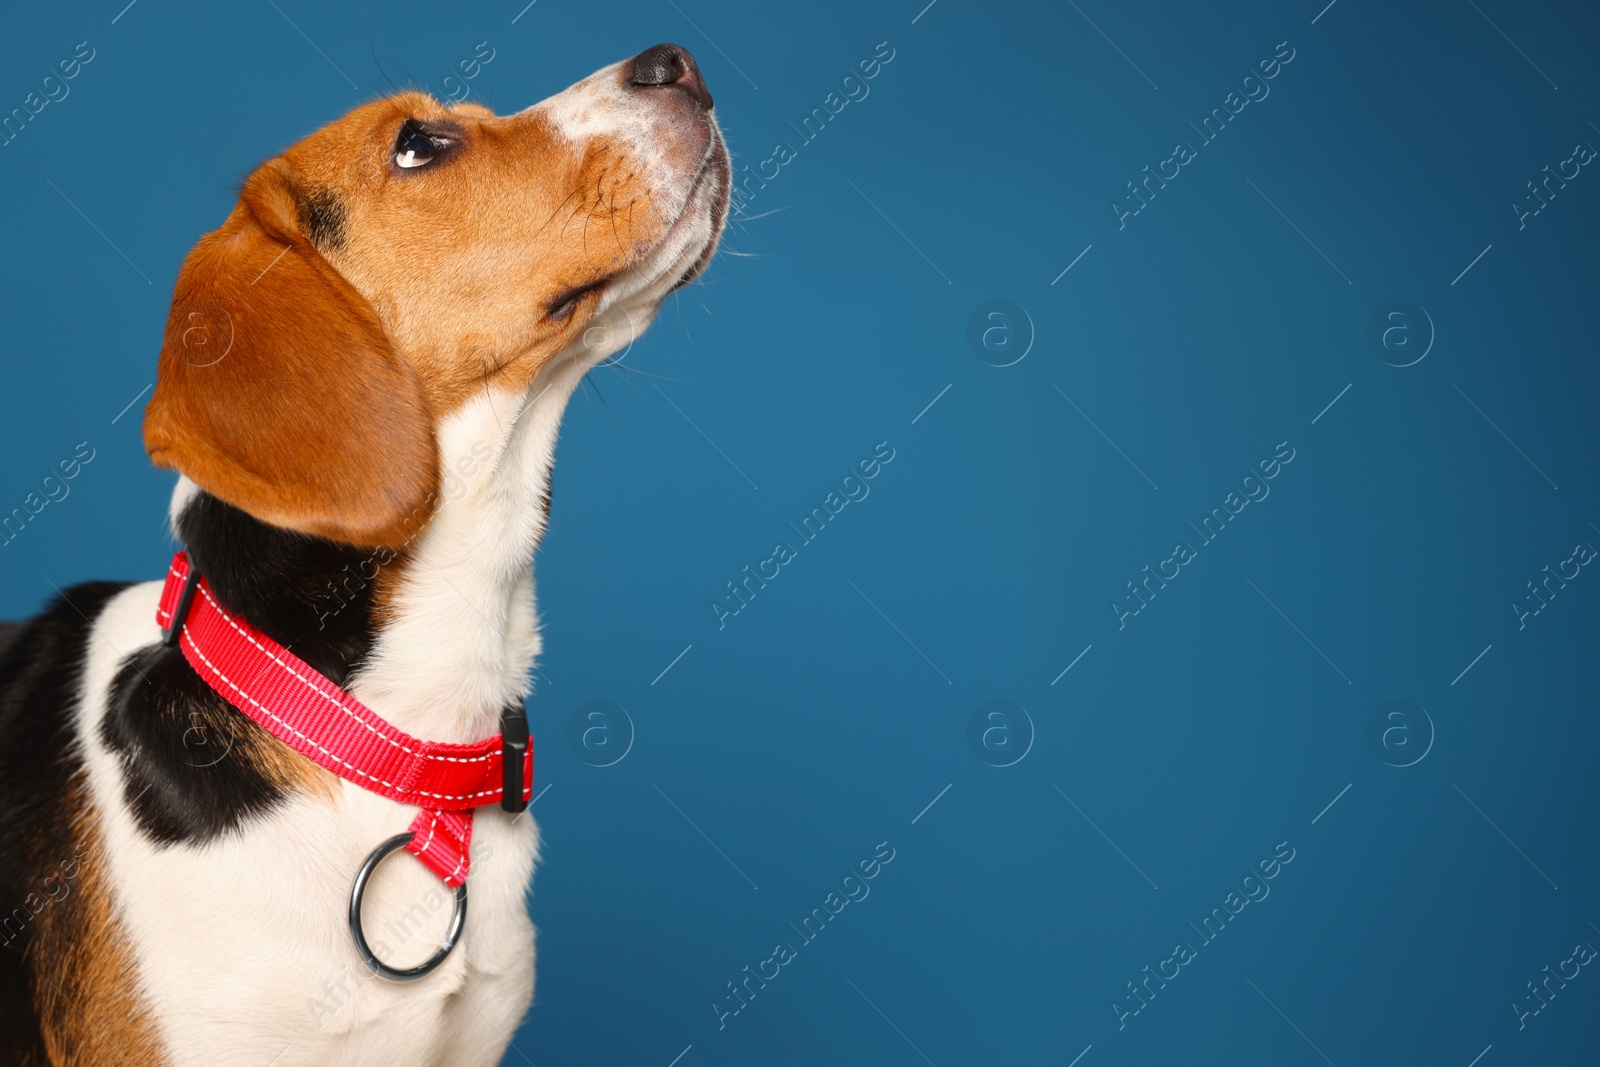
<box><xmin>628</xmin><ymin>43</ymin><xmax>713</xmax><ymax>109</ymax></box>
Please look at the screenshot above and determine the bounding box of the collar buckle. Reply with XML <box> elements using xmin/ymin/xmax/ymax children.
<box><xmin>501</xmin><ymin>704</ymin><xmax>530</xmax><ymax>814</ymax></box>
<box><xmin>161</xmin><ymin>561</ymin><xmax>202</xmax><ymax>648</ymax></box>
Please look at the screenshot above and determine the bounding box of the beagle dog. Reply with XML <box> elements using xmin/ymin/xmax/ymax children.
<box><xmin>0</xmin><ymin>43</ymin><xmax>727</xmax><ymax>1066</ymax></box>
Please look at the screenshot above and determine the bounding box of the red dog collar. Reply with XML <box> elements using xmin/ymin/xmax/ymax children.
<box><xmin>155</xmin><ymin>550</ymin><xmax>532</xmax><ymax>889</ymax></box>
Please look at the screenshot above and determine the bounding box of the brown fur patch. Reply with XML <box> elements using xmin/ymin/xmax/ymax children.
<box><xmin>144</xmin><ymin>158</ymin><xmax>440</xmax><ymax>550</ymax></box>
<box><xmin>260</xmin><ymin>747</ymin><xmax>337</xmax><ymax>802</ymax></box>
<box><xmin>33</xmin><ymin>803</ymin><xmax>166</xmax><ymax>1066</ymax></box>
<box><xmin>232</xmin><ymin>713</ymin><xmax>338</xmax><ymax>803</ymax></box>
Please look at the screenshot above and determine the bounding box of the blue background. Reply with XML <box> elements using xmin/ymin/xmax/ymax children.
<box><xmin>3</xmin><ymin>0</ymin><xmax>1600</xmax><ymax>1064</ymax></box>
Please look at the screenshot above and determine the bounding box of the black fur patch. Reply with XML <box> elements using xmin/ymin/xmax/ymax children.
<box><xmin>95</xmin><ymin>492</ymin><xmax>388</xmax><ymax>844</ymax></box>
<box><xmin>175</xmin><ymin>491</ymin><xmax>382</xmax><ymax>687</ymax></box>
<box><xmin>299</xmin><ymin>187</ymin><xmax>347</xmax><ymax>250</ymax></box>
<box><xmin>100</xmin><ymin>641</ymin><xmax>303</xmax><ymax>845</ymax></box>
<box><xmin>0</xmin><ymin>581</ymin><xmax>126</xmax><ymax>1063</ymax></box>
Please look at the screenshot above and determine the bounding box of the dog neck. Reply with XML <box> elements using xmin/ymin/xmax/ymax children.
<box><xmin>169</xmin><ymin>352</ymin><xmax>593</xmax><ymax>745</ymax></box>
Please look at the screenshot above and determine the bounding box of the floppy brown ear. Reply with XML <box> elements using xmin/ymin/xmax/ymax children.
<box><xmin>144</xmin><ymin>159</ymin><xmax>437</xmax><ymax>549</ymax></box>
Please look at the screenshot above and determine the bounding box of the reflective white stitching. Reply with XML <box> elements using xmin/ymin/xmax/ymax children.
<box><xmin>180</xmin><ymin>627</ymin><xmax>501</xmax><ymax>803</ymax></box>
<box><xmin>154</xmin><ymin>561</ymin><xmax>183</xmax><ymax>623</ymax></box>
<box><xmin>413</xmin><ymin>813</ymin><xmax>471</xmax><ymax>884</ymax></box>
<box><xmin>190</xmin><ymin>576</ymin><xmax>494</xmax><ymax>766</ymax></box>
<box><xmin>415</xmin><ymin>813</ymin><xmax>439</xmax><ymax>855</ymax></box>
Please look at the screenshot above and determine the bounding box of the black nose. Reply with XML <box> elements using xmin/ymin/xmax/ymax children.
<box><xmin>628</xmin><ymin>43</ymin><xmax>713</xmax><ymax>109</ymax></box>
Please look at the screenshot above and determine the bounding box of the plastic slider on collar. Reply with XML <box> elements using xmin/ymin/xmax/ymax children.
<box><xmin>501</xmin><ymin>703</ymin><xmax>530</xmax><ymax>814</ymax></box>
<box><xmin>161</xmin><ymin>562</ymin><xmax>202</xmax><ymax>648</ymax></box>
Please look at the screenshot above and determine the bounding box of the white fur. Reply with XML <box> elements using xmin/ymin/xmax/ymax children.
<box><xmin>63</xmin><ymin>56</ymin><xmax>725</xmax><ymax>1067</ymax></box>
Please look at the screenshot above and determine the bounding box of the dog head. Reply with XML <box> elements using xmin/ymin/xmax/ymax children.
<box><xmin>144</xmin><ymin>44</ymin><xmax>728</xmax><ymax>548</ymax></box>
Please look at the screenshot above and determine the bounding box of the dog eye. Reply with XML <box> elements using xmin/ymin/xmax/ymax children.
<box><xmin>394</xmin><ymin>122</ymin><xmax>438</xmax><ymax>169</ymax></box>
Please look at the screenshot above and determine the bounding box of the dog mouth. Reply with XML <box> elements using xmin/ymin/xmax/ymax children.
<box><xmin>667</xmin><ymin>131</ymin><xmax>730</xmax><ymax>290</ymax></box>
<box><xmin>567</xmin><ymin>129</ymin><xmax>727</xmax><ymax>323</ymax></box>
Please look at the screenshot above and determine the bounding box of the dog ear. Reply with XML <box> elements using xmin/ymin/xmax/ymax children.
<box><xmin>144</xmin><ymin>158</ymin><xmax>438</xmax><ymax>549</ymax></box>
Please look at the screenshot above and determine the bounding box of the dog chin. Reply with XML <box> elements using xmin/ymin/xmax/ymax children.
<box><xmin>541</xmin><ymin>120</ymin><xmax>728</xmax><ymax>379</ymax></box>
<box><xmin>672</xmin><ymin>132</ymin><xmax>730</xmax><ymax>289</ymax></box>
<box><xmin>594</xmin><ymin>150</ymin><xmax>726</xmax><ymax>321</ymax></box>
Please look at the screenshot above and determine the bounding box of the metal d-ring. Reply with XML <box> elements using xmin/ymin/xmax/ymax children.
<box><xmin>348</xmin><ymin>832</ymin><xmax>468</xmax><ymax>982</ymax></box>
